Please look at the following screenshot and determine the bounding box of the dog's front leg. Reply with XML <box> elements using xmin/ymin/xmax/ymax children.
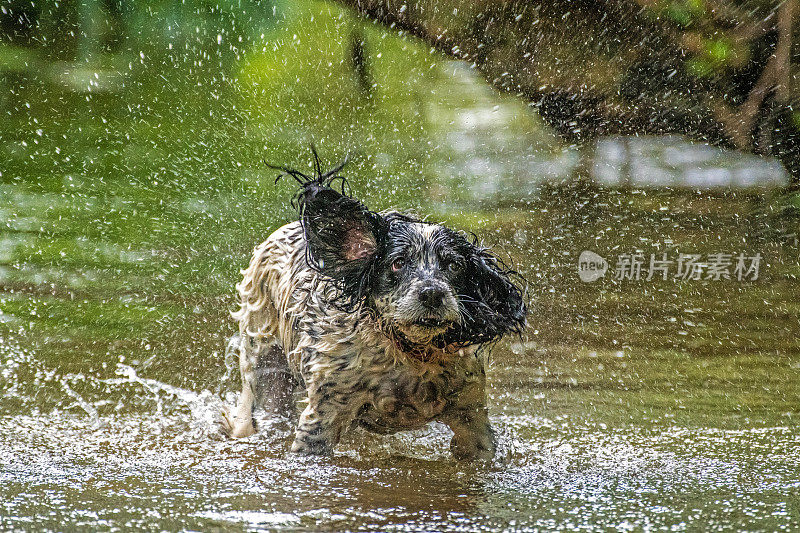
<box><xmin>441</xmin><ymin>404</ymin><xmax>496</xmax><ymax>462</ymax></box>
<box><xmin>440</xmin><ymin>367</ymin><xmax>496</xmax><ymax>461</ymax></box>
<box><xmin>291</xmin><ymin>377</ymin><xmax>357</xmax><ymax>455</ymax></box>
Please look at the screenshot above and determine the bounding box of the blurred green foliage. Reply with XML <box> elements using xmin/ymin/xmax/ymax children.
<box><xmin>665</xmin><ymin>0</ymin><xmax>707</xmax><ymax>28</ymax></box>
<box><xmin>0</xmin><ymin>0</ymin><xmax>500</xmax><ymax>345</ymax></box>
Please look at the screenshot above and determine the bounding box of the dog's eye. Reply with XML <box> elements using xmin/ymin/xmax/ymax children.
<box><xmin>446</xmin><ymin>260</ymin><xmax>463</xmax><ymax>273</ymax></box>
<box><xmin>391</xmin><ymin>258</ymin><xmax>405</xmax><ymax>272</ymax></box>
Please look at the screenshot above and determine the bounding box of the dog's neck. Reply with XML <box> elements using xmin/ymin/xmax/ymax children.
<box><xmin>385</xmin><ymin>325</ymin><xmax>460</xmax><ymax>364</ymax></box>
<box><xmin>359</xmin><ymin>308</ymin><xmax>464</xmax><ymax>364</ymax></box>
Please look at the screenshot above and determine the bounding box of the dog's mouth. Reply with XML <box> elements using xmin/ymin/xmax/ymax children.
<box><xmin>413</xmin><ymin>317</ymin><xmax>449</xmax><ymax>329</ymax></box>
<box><xmin>392</xmin><ymin>317</ymin><xmax>454</xmax><ymax>346</ymax></box>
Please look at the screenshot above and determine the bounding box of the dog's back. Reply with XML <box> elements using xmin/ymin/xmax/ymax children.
<box><xmin>232</xmin><ymin>221</ymin><xmax>390</xmax><ymax>382</ymax></box>
<box><xmin>232</xmin><ymin>221</ymin><xmax>310</xmax><ymax>365</ymax></box>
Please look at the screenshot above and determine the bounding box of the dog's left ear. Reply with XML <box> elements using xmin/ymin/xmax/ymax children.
<box><xmin>455</xmin><ymin>248</ymin><xmax>527</xmax><ymax>346</ymax></box>
<box><xmin>299</xmin><ymin>182</ymin><xmax>387</xmax><ymax>305</ymax></box>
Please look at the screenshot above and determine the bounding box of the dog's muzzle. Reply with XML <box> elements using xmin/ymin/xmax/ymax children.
<box><xmin>418</xmin><ymin>286</ymin><xmax>446</xmax><ymax>309</ymax></box>
<box><xmin>390</xmin><ymin>285</ymin><xmax>459</xmax><ymax>344</ymax></box>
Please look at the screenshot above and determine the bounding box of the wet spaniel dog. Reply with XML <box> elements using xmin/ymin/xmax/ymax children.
<box><xmin>222</xmin><ymin>152</ymin><xmax>526</xmax><ymax>460</ymax></box>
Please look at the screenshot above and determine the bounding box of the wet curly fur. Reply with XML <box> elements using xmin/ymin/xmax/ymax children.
<box><xmin>222</xmin><ymin>150</ymin><xmax>526</xmax><ymax>460</ymax></box>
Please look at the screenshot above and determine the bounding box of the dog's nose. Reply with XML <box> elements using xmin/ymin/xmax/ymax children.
<box><xmin>419</xmin><ymin>286</ymin><xmax>446</xmax><ymax>308</ymax></box>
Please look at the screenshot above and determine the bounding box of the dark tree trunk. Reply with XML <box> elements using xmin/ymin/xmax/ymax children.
<box><xmin>337</xmin><ymin>0</ymin><xmax>799</xmax><ymax>184</ymax></box>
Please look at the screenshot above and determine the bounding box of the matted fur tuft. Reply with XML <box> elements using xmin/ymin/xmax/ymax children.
<box><xmin>444</xmin><ymin>242</ymin><xmax>527</xmax><ymax>347</ymax></box>
<box><xmin>267</xmin><ymin>147</ymin><xmax>388</xmax><ymax>312</ymax></box>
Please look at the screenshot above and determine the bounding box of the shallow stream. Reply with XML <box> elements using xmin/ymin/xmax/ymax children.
<box><xmin>1</xmin><ymin>2</ymin><xmax>799</xmax><ymax>530</ymax></box>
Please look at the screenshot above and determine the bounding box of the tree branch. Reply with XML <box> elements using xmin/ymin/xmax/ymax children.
<box><xmin>337</xmin><ymin>0</ymin><xmax>799</xmax><ymax>181</ymax></box>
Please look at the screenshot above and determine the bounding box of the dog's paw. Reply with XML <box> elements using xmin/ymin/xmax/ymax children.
<box><xmin>450</xmin><ymin>433</ymin><xmax>496</xmax><ymax>462</ymax></box>
<box><xmin>290</xmin><ymin>437</ymin><xmax>333</xmax><ymax>456</ymax></box>
<box><xmin>219</xmin><ymin>409</ymin><xmax>257</xmax><ymax>439</ymax></box>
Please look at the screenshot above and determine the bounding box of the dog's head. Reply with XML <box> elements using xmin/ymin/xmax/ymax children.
<box><xmin>272</xmin><ymin>152</ymin><xmax>527</xmax><ymax>350</ymax></box>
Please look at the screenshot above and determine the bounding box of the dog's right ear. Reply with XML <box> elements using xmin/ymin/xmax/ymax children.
<box><xmin>298</xmin><ymin>182</ymin><xmax>387</xmax><ymax>305</ymax></box>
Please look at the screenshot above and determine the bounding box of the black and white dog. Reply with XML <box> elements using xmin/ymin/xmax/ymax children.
<box><xmin>222</xmin><ymin>153</ymin><xmax>526</xmax><ymax>460</ymax></box>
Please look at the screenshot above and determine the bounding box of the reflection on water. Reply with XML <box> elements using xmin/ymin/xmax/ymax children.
<box><xmin>1</xmin><ymin>0</ymin><xmax>800</xmax><ymax>530</ymax></box>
